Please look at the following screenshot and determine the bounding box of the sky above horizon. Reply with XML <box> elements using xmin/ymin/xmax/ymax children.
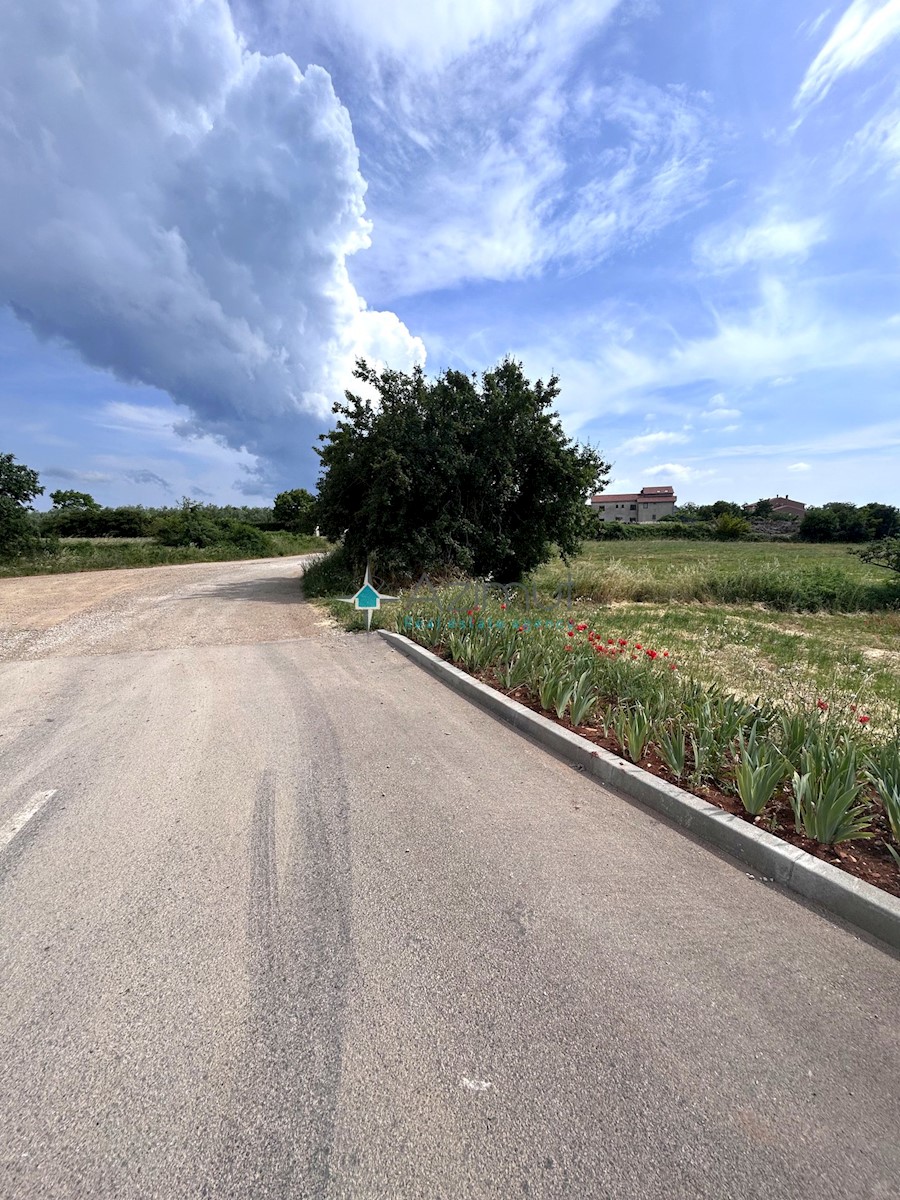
<box><xmin>2</xmin><ymin>0</ymin><xmax>899</xmax><ymax>509</ymax></box>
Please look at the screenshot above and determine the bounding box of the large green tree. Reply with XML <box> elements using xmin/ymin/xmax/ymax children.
<box><xmin>273</xmin><ymin>488</ymin><xmax>318</xmax><ymax>534</ymax></box>
<box><xmin>315</xmin><ymin>358</ymin><xmax>609</xmax><ymax>581</ymax></box>
<box><xmin>0</xmin><ymin>452</ymin><xmax>44</xmax><ymax>559</ymax></box>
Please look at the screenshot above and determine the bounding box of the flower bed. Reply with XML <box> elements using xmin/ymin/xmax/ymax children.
<box><xmin>396</xmin><ymin>604</ymin><xmax>900</xmax><ymax>899</ymax></box>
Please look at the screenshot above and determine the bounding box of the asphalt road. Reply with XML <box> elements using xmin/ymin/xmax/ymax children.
<box><xmin>1</xmin><ymin>555</ymin><xmax>898</xmax><ymax>1199</ymax></box>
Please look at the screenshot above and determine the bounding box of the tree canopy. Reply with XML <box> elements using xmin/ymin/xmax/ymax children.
<box><xmin>799</xmin><ymin>501</ymin><xmax>898</xmax><ymax>543</ymax></box>
<box><xmin>50</xmin><ymin>489</ymin><xmax>101</xmax><ymax>510</ymax></box>
<box><xmin>273</xmin><ymin>488</ymin><xmax>318</xmax><ymax>534</ymax></box>
<box><xmin>315</xmin><ymin>358</ymin><xmax>609</xmax><ymax>581</ymax></box>
<box><xmin>0</xmin><ymin>451</ymin><xmax>43</xmax><ymax>559</ymax></box>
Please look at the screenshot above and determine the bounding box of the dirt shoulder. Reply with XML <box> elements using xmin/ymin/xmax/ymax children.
<box><xmin>0</xmin><ymin>554</ymin><xmax>336</xmax><ymax>661</ymax></box>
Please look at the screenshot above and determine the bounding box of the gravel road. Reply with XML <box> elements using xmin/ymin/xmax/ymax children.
<box><xmin>0</xmin><ymin>556</ymin><xmax>898</xmax><ymax>1199</ymax></box>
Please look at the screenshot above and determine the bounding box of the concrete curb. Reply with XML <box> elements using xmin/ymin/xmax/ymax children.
<box><xmin>380</xmin><ymin>630</ymin><xmax>900</xmax><ymax>953</ymax></box>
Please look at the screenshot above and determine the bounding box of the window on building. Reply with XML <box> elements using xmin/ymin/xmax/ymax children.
<box><xmin>630</xmin><ymin>503</ymin><xmax>636</xmax><ymax>510</ymax></box>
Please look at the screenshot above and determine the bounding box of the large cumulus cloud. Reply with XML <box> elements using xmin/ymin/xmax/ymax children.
<box><xmin>0</xmin><ymin>0</ymin><xmax>424</xmax><ymax>488</ymax></box>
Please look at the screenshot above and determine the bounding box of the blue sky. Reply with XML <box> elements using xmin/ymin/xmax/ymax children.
<box><xmin>2</xmin><ymin>0</ymin><xmax>899</xmax><ymax>509</ymax></box>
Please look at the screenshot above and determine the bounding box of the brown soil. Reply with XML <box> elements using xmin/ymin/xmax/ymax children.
<box><xmin>427</xmin><ymin>646</ymin><xmax>900</xmax><ymax>900</ymax></box>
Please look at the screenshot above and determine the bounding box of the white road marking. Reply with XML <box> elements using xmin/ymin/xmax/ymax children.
<box><xmin>0</xmin><ymin>790</ymin><xmax>58</xmax><ymax>852</ymax></box>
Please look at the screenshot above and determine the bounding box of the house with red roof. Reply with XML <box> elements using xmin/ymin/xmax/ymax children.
<box><xmin>590</xmin><ymin>485</ymin><xmax>677</xmax><ymax>524</ymax></box>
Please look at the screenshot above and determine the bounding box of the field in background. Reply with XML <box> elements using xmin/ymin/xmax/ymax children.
<box><xmin>315</xmin><ymin>538</ymin><xmax>900</xmax><ymax>729</ymax></box>
<box><xmin>0</xmin><ymin>532</ymin><xmax>330</xmax><ymax>577</ymax></box>
<box><xmin>533</xmin><ymin>538</ymin><xmax>899</xmax><ymax>612</ymax></box>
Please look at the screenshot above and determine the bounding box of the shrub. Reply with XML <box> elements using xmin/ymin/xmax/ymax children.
<box><xmin>592</xmin><ymin>520</ymin><xmax>712</xmax><ymax>541</ymax></box>
<box><xmin>714</xmin><ymin>513</ymin><xmax>751</xmax><ymax>540</ymax></box>
<box><xmin>154</xmin><ymin>499</ymin><xmax>270</xmax><ymax>554</ymax></box>
<box><xmin>301</xmin><ymin>544</ymin><xmax>359</xmax><ymax>598</ymax></box>
<box><xmin>219</xmin><ymin>521</ymin><xmax>270</xmax><ymax>556</ymax></box>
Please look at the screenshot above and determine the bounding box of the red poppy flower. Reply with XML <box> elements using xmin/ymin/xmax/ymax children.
<box><xmin>566</xmin><ymin>630</ymin><xmax>575</xmax><ymax>638</ymax></box>
<box><xmin>618</xmin><ymin>639</ymin><xmax>627</xmax><ymax>647</ymax></box>
<box><xmin>500</xmin><ymin>603</ymin><xmax>507</xmax><ymax>610</ymax></box>
<box><xmin>517</xmin><ymin>625</ymin><xmax>525</xmax><ymax>632</ymax></box>
<box><xmin>646</xmin><ymin>649</ymin><xmax>658</xmax><ymax>659</ymax></box>
<box><xmin>663</xmin><ymin>651</ymin><xmax>669</xmax><ymax>658</ymax></box>
<box><xmin>565</xmin><ymin>644</ymin><xmax>574</xmax><ymax>652</ymax></box>
<box><xmin>608</xmin><ymin>638</ymin><xmax>615</xmax><ymax>644</ymax></box>
<box><xmin>635</xmin><ymin>643</ymin><xmax>642</xmax><ymax>650</ymax></box>
<box><xmin>576</xmin><ymin>623</ymin><xmax>587</xmax><ymax>632</ymax></box>
<box><xmin>859</xmin><ymin>714</ymin><xmax>871</xmax><ymax>724</ymax></box>
<box><xmin>816</xmin><ymin>699</ymin><xmax>828</xmax><ymax>712</ymax></box>
<box><xmin>849</xmin><ymin>704</ymin><xmax>857</xmax><ymax>712</ymax></box>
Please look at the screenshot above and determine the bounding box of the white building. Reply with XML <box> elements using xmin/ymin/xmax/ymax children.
<box><xmin>590</xmin><ymin>485</ymin><xmax>677</xmax><ymax>524</ymax></box>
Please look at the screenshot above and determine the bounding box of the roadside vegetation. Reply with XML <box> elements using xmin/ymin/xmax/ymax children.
<box><xmin>0</xmin><ymin>455</ymin><xmax>327</xmax><ymax>576</ymax></box>
<box><xmin>391</xmin><ymin>589</ymin><xmax>900</xmax><ymax>896</ymax></box>
<box><xmin>533</xmin><ymin>539</ymin><xmax>900</xmax><ymax>613</ymax></box>
<box><xmin>1</xmin><ymin>530</ymin><xmax>327</xmax><ymax>577</ymax></box>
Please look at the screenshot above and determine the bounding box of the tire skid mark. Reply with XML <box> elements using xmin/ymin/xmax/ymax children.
<box><xmin>203</xmin><ymin>653</ymin><xmax>354</xmax><ymax>1199</ymax></box>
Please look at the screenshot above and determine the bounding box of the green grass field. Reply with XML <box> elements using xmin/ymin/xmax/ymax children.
<box><xmin>528</xmin><ymin>541</ymin><xmax>900</xmax><ymax>727</ymax></box>
<box><xmin>553</xmin><ymin>538</ymin><xmax>882</xmax><ymax>577</ymax></box>
<box><xmin>532</xmin><ymin>538</ymin><xmax>899</xmax><ymax>612</ymax></box>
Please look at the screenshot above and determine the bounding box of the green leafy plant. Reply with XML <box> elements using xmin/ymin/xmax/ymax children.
<box><xmin>864</xmin><ymin>743</ymin><xmax>900</xmax><ymax>869</ymax></box>
<box><xmin>611</xmin><ymin>702</ymin><xmax>653</xmax><ymax>763</ymax></box>
<box><xmin>734</xmin><ymin>724</ymin><xmax>788</xmax><ymax>816</ymax></box>
<box><xmin>538</xmin><ymin>666</ymin><xmax>574</xmax><ymax>719</ymax></box>
<box><xmin>658</xmin><ymin>724</ymin><xmax>687</xmax><ymax>779</ymax></box>
<box><xmin>568</xmin><ymin>669</ymin><xmax>598</xmax><ymax>726</ymax></box>
<box><xmin>790</xmin><ymin>739</ymin><xmax>874</xmax><ymax>845</ymax></box>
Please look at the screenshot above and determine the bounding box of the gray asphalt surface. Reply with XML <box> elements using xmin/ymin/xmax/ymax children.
<box><xmin>0</xmin><ymin>555</ymin><xmax>898</xmax><ymax>1199</ymax></box>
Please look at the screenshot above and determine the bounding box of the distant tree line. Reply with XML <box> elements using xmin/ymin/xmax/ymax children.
<box><xmin>797</xmin><ymin>502</ymin><xmax>899</xmax><ymax>543</ymax></box>
<box><xmin>0</xmin><ymin>451</ymin><xmax>322</xmax><ymax>561</ymax></box>
<box><xmin>590</xmin><ymin>497</ymin><xmax>900</xmax><ymax>545</ymax></box>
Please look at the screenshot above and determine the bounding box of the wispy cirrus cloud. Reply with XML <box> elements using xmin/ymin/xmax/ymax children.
<box><xmin>694</xmin><ymin>211</ymin><xmax>828</xmax><ymax>272</ymax></box>
<box><xmin>298</xmin><ymin>0</ymin><xmax>717</xmax><ymax>299</ymax></box>
<box><xmin>795</xmin><ymin>0</ymin><xmax>900</xmax><ymax>109</ymax></box>
<box><xmin>618</xmin><ymin>430</ymin><xmax>688</xmax><ymax>454</ymax></box>
<box><xmin>361</xmin><ymin>72</ymin><xmax>715</xmax><ymax>297</ymax></box>
<box><xmin>42</xmin><ymin>466</ymin><xmax>115</xmax><ymax>484</ymax></box>
<box><xmin>645</xmin><ymin>462</ymin><xmax>718</xmax><ymax>483</ymax></box>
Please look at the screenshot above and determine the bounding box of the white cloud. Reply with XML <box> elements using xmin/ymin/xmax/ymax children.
<box><xmin>644</xmin><ymin>462</ymin><xmax>718</xmax><ymax>482</ymax></box>
<box><xmin>0</xmin><ymin>0</ymin><xmax>424</xmax><ymax>489</ymax></box>
<box><xmin>795</xmin><ymin>0</ymin><xmax>900</xmax><ymax>109</ymax></box>
<box><xmin>694</xmin><ymin>212</ymin><xmax>827</xmax><ymax>272</ymax></box>
<box><xmin>618</xmin><ymin>430</ymin><xmax>688</xmax><ymax>454</ymax></box>
<box><xmin>303</xmin><ymin>0</ymin><xmax>547</xmax><ymax>69</ymax></box>
<box><xmin>835</xmin><ymin>90</ymin><xmax>900</xmax><ymax>181</ymax></box>
<box><xmin>789</xmin><ymin>461</ymin><xmax>812</xmax><ymax>471</ymax></box>
<box><xmin>702</xmin><ymin>406</ymin><xmax>741</xmax><ymax>421</ymax></box>
<box><xmin>341</xmin><ymin>0</ymin><xmax>713</xmax><ymax>298</ymax></box>
<box><xmin>515</xmin><ymin>278</ymin><xmax>900</xmax><ymax>434</ymax></box>
<box><xmin>370</xmin><ymin>77</ymin><xmax>714</xmax><ymax>297</ymax></box>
